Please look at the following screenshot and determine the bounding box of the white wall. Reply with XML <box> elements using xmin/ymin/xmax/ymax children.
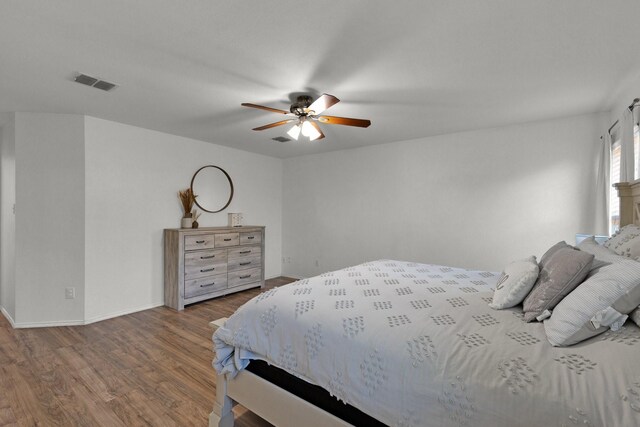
<box><xmin>84</xmin><ymin>117</ymin><xmax>282</xmax><ymax>322</ymax></box>
<box><xmin>0</xmin><ymin>114</ymin><xmax>16</xmax><ymax>322</ymax></box>
<box><xmin>14</xmin><ymin>113</ymin><xmax>85</xmax><ymax>325</ymax></box>
<box><xmin>282</xmin><ymin>113</ymin><xmax>608</xmax><ymax>278</ymax></box>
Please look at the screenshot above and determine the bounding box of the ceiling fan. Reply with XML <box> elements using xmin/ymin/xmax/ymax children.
<box><xmin>241</xmin><ymin>93</ymin><xmax>371</xmax><ymax>141</ymax></box>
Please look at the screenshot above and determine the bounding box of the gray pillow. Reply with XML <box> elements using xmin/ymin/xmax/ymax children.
<box><xmin>522</xmin><ymin>248</ymin><xmax>594</xmax><ymax>322</ymax></box>
<box><xmin>538</xmin><ymin>241</ymin><xmax>575</xmax><ymax>267</ymax></box>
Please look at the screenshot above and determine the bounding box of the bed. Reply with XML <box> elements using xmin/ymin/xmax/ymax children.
<box><xmin>209</xmin><ymin>179</ymin><xmax>640</xmax><ymax>427</ymax></box>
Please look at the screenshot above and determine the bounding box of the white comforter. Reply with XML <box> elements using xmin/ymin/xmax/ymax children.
<box><xmin>213</xmin><ymin>260</ymin><xmax>640</xmax><ymax>427</ymax></box>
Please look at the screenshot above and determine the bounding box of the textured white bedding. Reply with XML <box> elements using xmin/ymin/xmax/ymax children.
<box><xmin>213</xmin><ymin>260</ymin><xmax>640</xmax><ymax>427</ymax></box>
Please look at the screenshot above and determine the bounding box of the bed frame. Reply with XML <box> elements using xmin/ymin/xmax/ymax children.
<box><xmin>208</xmin><ymin>319</ymin><xmax>351</xmax><ymax>427</ymax></box>
<box><xmin>209</xmin><ymin>179</ymin><xmax>640</xmax><ymax>427</ymax></box>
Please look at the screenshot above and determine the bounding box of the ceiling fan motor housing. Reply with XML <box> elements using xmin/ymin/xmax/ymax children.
<box><xmin>290</xmin><ymin>95</ymin><xmax>313</xmax><ymax>115</ymax></box>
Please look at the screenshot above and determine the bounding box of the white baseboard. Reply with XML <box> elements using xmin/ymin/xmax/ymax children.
<box><xmin>83</xmin><ymin>301</ymin><xmax>164</xmax><ymax>325</ymax></box>
<box><xmin>0</xmin><ymin>305</ymin><xmax>16</xmax><ymax>328</ymax></box>
<box><xmin>2</xmin><ymin>305</ymin><xmax>85</xmax><ymax>328</ymax></box>
<box><xmin>11</xmin><ymin>318</ymin><xmax>85</xmax><ymax>328</ymax></box>
<box><xmin>3</xmin><ymin>301</ymin><xmax>164</xmax><ymax>329</ymax></box>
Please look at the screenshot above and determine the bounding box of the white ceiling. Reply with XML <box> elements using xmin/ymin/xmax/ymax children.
<box><xmin>1</xmin><ymin>1</ymin><xmax>640</xmax><ymax>158</ymax></box>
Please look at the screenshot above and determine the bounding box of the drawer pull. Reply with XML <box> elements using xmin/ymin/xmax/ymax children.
<box><xmin>196</xmin><ymin>240</ymin><xmax>205</xmax><ymax>244</ymax></box>
<box><xmin>224</xmin><ymin>238</ymin><xmax>232</xmax><ymax>241</ymax></box>
<box><xmin>239</xmin><ymin>250</ymin><xmax>251</xmax><ymax>254</ymax></box>
<box><xmin>239</xmin><ymin>275</ymin><xmax>251</xmax><ymax>279</ymax></box>
<box><xmin>239</xmin><ymin>262</ymin><xmax>251</xmax><ymax>266</ymax></box>
<box><xmin>200</xmin><ymin>268</ymin><xmax>215</xmax><ymax>272</ymax></box>
<box><xmin>200</xmin><ymin>282</ymin><xmax>216</xmax><ymax>288</ymax></box>
<box><xmin>200</xmin><ymin>255</ymin><xmax>215</xmax><ymax>259</ymax></box>
<box><xmin>247</xmin><ymin>236</ymin><xmax>255</xmax><ymax>240</ymax></box>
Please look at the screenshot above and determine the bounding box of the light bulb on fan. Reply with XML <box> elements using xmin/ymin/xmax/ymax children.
<box><xmin>301</xmin><ymin>120</ymin><xmax>321</xmax><ymax>141</ymax></box>
<box><xmin>287</xmin><ymin>123</ymin><xmax>301</xmax><ymax>140</ymax></box>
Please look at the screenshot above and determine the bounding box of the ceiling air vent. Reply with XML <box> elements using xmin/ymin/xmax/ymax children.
<box><xmin>73</xmin><ymin>73</ymin><xmax>118</xmax><ymax>92</ymax></box>
<box><xmin>272</xmin><ymin>136</ymin><xmax>291</xmax><ymax>143</ymax></box>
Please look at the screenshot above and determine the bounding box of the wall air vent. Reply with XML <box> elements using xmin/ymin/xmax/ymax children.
<box><xmin>272</xmin><ymin>136</ymin><xmax>291</xmax><ymax>142</ymax></box>
<box><xmin>73</xmin><ymin>73</ymin><xmax>118</xmax><ymax>92</ymax></box>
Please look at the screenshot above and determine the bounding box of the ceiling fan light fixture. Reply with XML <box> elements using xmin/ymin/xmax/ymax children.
<box><xmin>287</xmin><ymin>123</ymin><xmax>301</xmax><ymax>140</ymax></box>
<box><xmin>301</xmin><ymin>120</ymin><xmax>321</xmax><ymax>141</ymax></box>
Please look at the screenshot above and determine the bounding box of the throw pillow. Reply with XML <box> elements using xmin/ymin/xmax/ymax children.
<box><xmin>489</xmin><ymin>256</ymin><xmax>539</xmax><ymax>310</ymax></box>
<box><xmin>522</xmin><ymin>248</ymin><xmax>594</xmax><ymax>322</ymax></box>
<box><xmin>544</xmin><ymin>258</ymin><xmax>640</xmax><ymax>346</ymax></box>
<box><xmin>603</xmin><ymin>224</ymin><xmax>640</xmax><ymax>259</ymax></box>
<box><xmin>538</xmin><ymin>241</ymin><xmax>574</xmax><ymax>267</ymax></box>
<box><xmin>576</xmin><ymin>236</ymin><xmax>618</xmax><ymax>271</ymax></box>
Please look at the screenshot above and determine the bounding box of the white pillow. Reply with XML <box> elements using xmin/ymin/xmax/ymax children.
<box><xmin>544</xmin><ymin>257</ymin><xmax>640</xmax><ymax>346</ymax></box>
<box><xmin>489</xmin><ymin>256</ymin><xmax>539</xmax><ymax>310</ymax></box>
<box><xmin>576</xmin><ymin>235</ymin><xmax>618</xmax><ymax>270</ymax></box>
<box><xmin>579</xmin><ymin>236</ymin><xmax>640</xmax><ymax>331</ymax></box>
<box><xmin>603</xmin><ymin>224</ymin><xmax>640</xmax><ymax>260</ymax></box>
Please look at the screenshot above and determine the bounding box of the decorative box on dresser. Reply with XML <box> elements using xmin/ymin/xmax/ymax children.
<box><xmin>164</xmin><ymin>226</ymin><xmax>265</xmax><ymax>310</ymax></box>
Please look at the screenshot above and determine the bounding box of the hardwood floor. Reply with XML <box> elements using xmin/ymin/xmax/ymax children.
<box><xmin>0</xmin><ymin>277</ymin><xmax>297</xmax><ymax>427</ymax></box>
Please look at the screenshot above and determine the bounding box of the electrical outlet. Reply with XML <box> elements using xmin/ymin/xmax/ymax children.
<box><xmin>315</xmin><ymin>260</ymin><xmax>319</xmax><ymax>267</ymax></box>
<box><xmin>287</xmin><ymin>257</ymin><xmax>292</xmax><ymax>263</ymax></box>
<box><xmin>65</xmin><ymin>287</ymin><xmax>76</xmax><ymax>299</ymax></box>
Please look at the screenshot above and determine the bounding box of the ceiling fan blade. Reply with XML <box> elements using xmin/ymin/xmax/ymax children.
<box><xmin>252</xmin><ymin>119</ymin><xmax>295</xmax><ymax>131</ymax></box>
<box><xmin>241</xmin><ymin>103</ymin><xmax>291</xmax><ymax>115</ymax></box>
<box><xmin>309</xmin><ymin>121</ymin><xmax>325</xmax><ymax>141</ymax></box>
<box><xmin>308</xmin><ymin>94</ymin><xmax>340</xmax><ymax>115</ymax></box>
<box><xmin>317</xmin><ymin>115</ymin><xmax>371</xmax><ymax>128</ymax></box>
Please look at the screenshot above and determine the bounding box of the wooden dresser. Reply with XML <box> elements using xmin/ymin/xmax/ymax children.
<box><xmin>164</xmin><ymin>226</ymin><xmax>265</xmax><ymax>310</ymax></box>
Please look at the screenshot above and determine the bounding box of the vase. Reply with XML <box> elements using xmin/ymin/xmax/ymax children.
<box><xmin>192</xmin><ymin>220</ymin><xmax>199</xmax><ymax>229</ymax></box>
<box><xmin>181</xmin><ymin>217</ymin><xmax>193</xmax><ymax>228</ymax></box>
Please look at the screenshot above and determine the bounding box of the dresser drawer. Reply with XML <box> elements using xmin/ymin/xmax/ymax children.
<box><xmin>228</xmin><ymin>255</ymin><xmax>261</xmax><ymax>272</ymax></box>
<box><xmin>240</xmin><ymin>231</ymin><xmax>262</xmax><ymax>245</ymax></box>
<box><xmin>184</xmin><ymin>235</ymin><xmax>216</xmax><ymax>251</ymax></box>
<box><xmin>184</xmin><ymin>249</ymin><xmax>228</xmax><ymax>280</ymax></box>
<box><xmin>215</xmin><ymin>233</ymin><xmax>239</xmax><ymax>247</ymax></box>
<box><xmin>228</xmin><ymin>267</ymin><xmax>262</xmax><ymax>288</ymax></box>
<box><xmin>228</xmin><ymin>245</ymin><xmax>261</xmax><ymax>259</ymax></box>
<box><xmin>185</xmin><ymin>273</ymin><xmax>227</xmax><ymax>298</ymax></box>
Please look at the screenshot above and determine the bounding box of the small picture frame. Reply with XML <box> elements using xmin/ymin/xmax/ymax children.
<box><xmin>228</xmin><ymin>212</ymin><xmax>243</xmax><ymax>227</ymax></box>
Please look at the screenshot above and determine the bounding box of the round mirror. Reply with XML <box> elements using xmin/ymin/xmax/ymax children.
<box><xmin>190</xmin><ymin>165</ymin><xmax>234</xmax><ymax>213</ymax></box>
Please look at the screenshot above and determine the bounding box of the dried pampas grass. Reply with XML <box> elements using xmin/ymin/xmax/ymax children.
<box><xmin>178</xmin><ymin>188</ymin><xmax>196</xmax><ymax>217</ymax></box>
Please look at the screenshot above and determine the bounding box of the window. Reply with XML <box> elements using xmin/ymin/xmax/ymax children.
<box><xmin>635</xmin><ymin>123</ymin><xmax>640</xmax><ymax>179</ymax></box>
<box><xmin>608</xmin><ymin>122</ymin><xmax>639</xmax><ymax>235</ymax></box>
<box><xmin>610</xmin><ymin>138</ymin><xmax>621</xmax><ymax>235</ymax></box>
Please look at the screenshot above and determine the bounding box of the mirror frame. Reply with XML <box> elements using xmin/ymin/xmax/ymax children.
<box><xmin>189</xmin><ymin>165</ymin><xmax>234</xmax><ymax>213</ymax></box>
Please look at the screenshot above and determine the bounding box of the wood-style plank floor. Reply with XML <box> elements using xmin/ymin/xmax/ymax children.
<box><xmin>0</xmin><ymin>277</ymin><xmax>296</xmax><ymax>427</ymax></box>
